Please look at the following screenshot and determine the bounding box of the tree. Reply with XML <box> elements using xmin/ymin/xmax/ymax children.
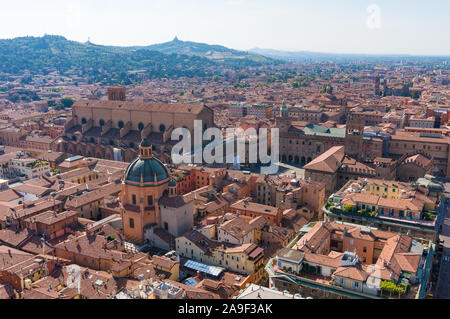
<box><xmin>60</xmin><ymin>97</ymin><xmax>74</xmax><ymax>108</ymax></box>
<box><xmin>343</xmin><ymin>204</ymin><xmax>354</xmax><ymax>213</ymax></box>
<box><xmin>381</xmin><ymin>280</ymin><xmax>406</xmax><ymax>297</ymax></box>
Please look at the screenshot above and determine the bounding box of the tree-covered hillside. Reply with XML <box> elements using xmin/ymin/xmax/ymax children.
<box><xmin>0</xmin><ymin>35</ymin><xmax>219</xmax><ymax>84</ymax></box>
<box><xmin>0</xmin><ymin>35</ymin><xmax>279</xmax><ymax>85</ymax></box>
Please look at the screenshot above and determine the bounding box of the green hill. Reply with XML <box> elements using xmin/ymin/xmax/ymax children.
<box><xmin>0</xmin><ymin>35</ymin><xmax>218</xmax><ymax>84</ymax></box>
<box><xmin>135</xmin><ymin>37</ymin><xmax>274</xmax><ymax>65</ymax></box>
<box><xmin>0</xmin><ymin>35</ymin><xmax>278</xmax><ymax>85</ymax></box>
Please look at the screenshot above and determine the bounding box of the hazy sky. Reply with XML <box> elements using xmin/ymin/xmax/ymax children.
<box><xmin>0</xmin><ymin>0</ymin><xmax>448</xmax><ymax>55</ymax></box>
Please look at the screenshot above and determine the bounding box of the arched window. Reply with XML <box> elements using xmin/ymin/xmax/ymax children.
<box><xmin>81</xmin><ymin>117</ymin><xmax>87</xmax><ymax>124</ymax></box>
<box><xmin>118</xmin><ymin>120</ymin><xmax>124</xmax><ymax>129</ymax></box>
<box><xmin>159</xmin><ymin>124</ymin><xmax>166</xmax><ymax>132</ymax></box>
<box><xmin>138</xmin><ymin>122</ymin><xmax>144</xmax><ymax>131</ymax></box>
<box><xmin>99</xmin><ymin>119</ymin><xmax>105</xmax><ymax>126</ymax></box>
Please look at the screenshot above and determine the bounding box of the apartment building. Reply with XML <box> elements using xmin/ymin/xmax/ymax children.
<box><xmin>267</xmin><ymin>221</ymin><xmax>434</xmax><ymax>299</ymax></box>
<box><xmin>229</xmin><ymin>198</ymin><xmax>282</xmax><ymax>225</ymax></box>
<box><xmin>175</xmin><ymin>230</ymin><xmax>265</xmax><ymax>283</ymax></box>
<box><xmin>323</xmin><ymin>177</ymin><xmax>444</xmax><ymax>241</ymax></box>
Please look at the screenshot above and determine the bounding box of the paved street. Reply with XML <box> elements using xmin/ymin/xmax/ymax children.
<box><xmin>276</xmin><ymin>162</ymin><xmax>305</xmax><ymax>179</ymax></box>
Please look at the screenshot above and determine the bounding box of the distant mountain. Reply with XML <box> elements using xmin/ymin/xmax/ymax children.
<box><xmin>248</xmin><ymin>48</ymin><xmax>336</xmax><ymax>62</ymax></box>
<box><xmin>248</xmin><ymin>48</ymin><xmax>448</xmax><ymax>63</ymax></box>
<box><xmin>132</xmin><ymin>37</ymin><xmax>276</xmax><ymax>65</ymax></box>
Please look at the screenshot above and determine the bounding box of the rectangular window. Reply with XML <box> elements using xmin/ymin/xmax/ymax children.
<box><xmin>129</xmin><ymin>218</ymin><xmax>134</xmax><ymax>229</ymax></box>
<box><xmin>147</xmin><ymin>195</ymin><xmax>153</xmax><ymax>206</ymax></box>
<box><xmin>164</xmin><ymin>222</ymin><xmax>168</xmax><ymax>231</ymax></box>
<box><xmin>132</xmin><ymin>194</ymin><xmax>136</xmax><ymax>205</ymax></box>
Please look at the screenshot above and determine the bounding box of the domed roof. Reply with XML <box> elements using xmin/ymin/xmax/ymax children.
<box><xmin>125</xmin><ymin>156</ymin><xmax>170</xmax><ymax>183</ymax></box>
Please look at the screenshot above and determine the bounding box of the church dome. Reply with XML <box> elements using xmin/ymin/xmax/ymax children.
<box><xmin>124</xmin><ymin>138</ymin><xmax>170</xmax><ymax>183</ymax></box>
<box><xmin>124</xmin><ymin>157</ymin><xmax>170</xmax><ymax>183</ymax></box>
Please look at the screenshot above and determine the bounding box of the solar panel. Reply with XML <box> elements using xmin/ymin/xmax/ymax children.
<box><xmin>184</xmin><ymin>259</ymin><xmax>224</xmax><ymax>277</ymax></box>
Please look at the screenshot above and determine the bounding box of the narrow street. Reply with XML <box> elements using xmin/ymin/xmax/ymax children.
<box><xmin>435</xmin><ymin>197</ymin><xmax>450</xmax><ymax>298</ymax></box>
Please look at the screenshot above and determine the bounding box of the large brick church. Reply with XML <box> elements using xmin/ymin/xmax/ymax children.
<box><xmin>60</xmin><ymin>87</ymin><xmax>214</xmax><ymax>162</ymax></box>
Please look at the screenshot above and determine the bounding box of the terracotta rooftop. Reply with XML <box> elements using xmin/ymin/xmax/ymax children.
<box><xmin>303</xmin><ymin>146</ymin><xmax>345</xmax><ymax>173</ymax></box>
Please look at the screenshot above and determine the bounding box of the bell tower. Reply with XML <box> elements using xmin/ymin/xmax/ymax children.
<box><xmin>344</xmin><ymin>114</ymin><xmax>365</xmax><ymax>161</ymax></box>
<box><xmin>375</xmin><ymin>75</ymin><xmax>380</xmax><ymax>96</ymax></box>
<box><xmin>107</xmin><ymin>86</ymin><xmax>126</xmax><ymax>101</ymax></box>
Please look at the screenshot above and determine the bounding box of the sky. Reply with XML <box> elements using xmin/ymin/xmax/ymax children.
<box><xmin>0</xmin><ymin>0</ymin><xmax>448</xmax><ymax>56</ymax></box>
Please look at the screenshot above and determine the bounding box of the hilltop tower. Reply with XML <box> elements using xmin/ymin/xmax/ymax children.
<box><xmin>344</xmin><ymin>114</ymin><xmax>365</xmax><ymax>161</ymax></box>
